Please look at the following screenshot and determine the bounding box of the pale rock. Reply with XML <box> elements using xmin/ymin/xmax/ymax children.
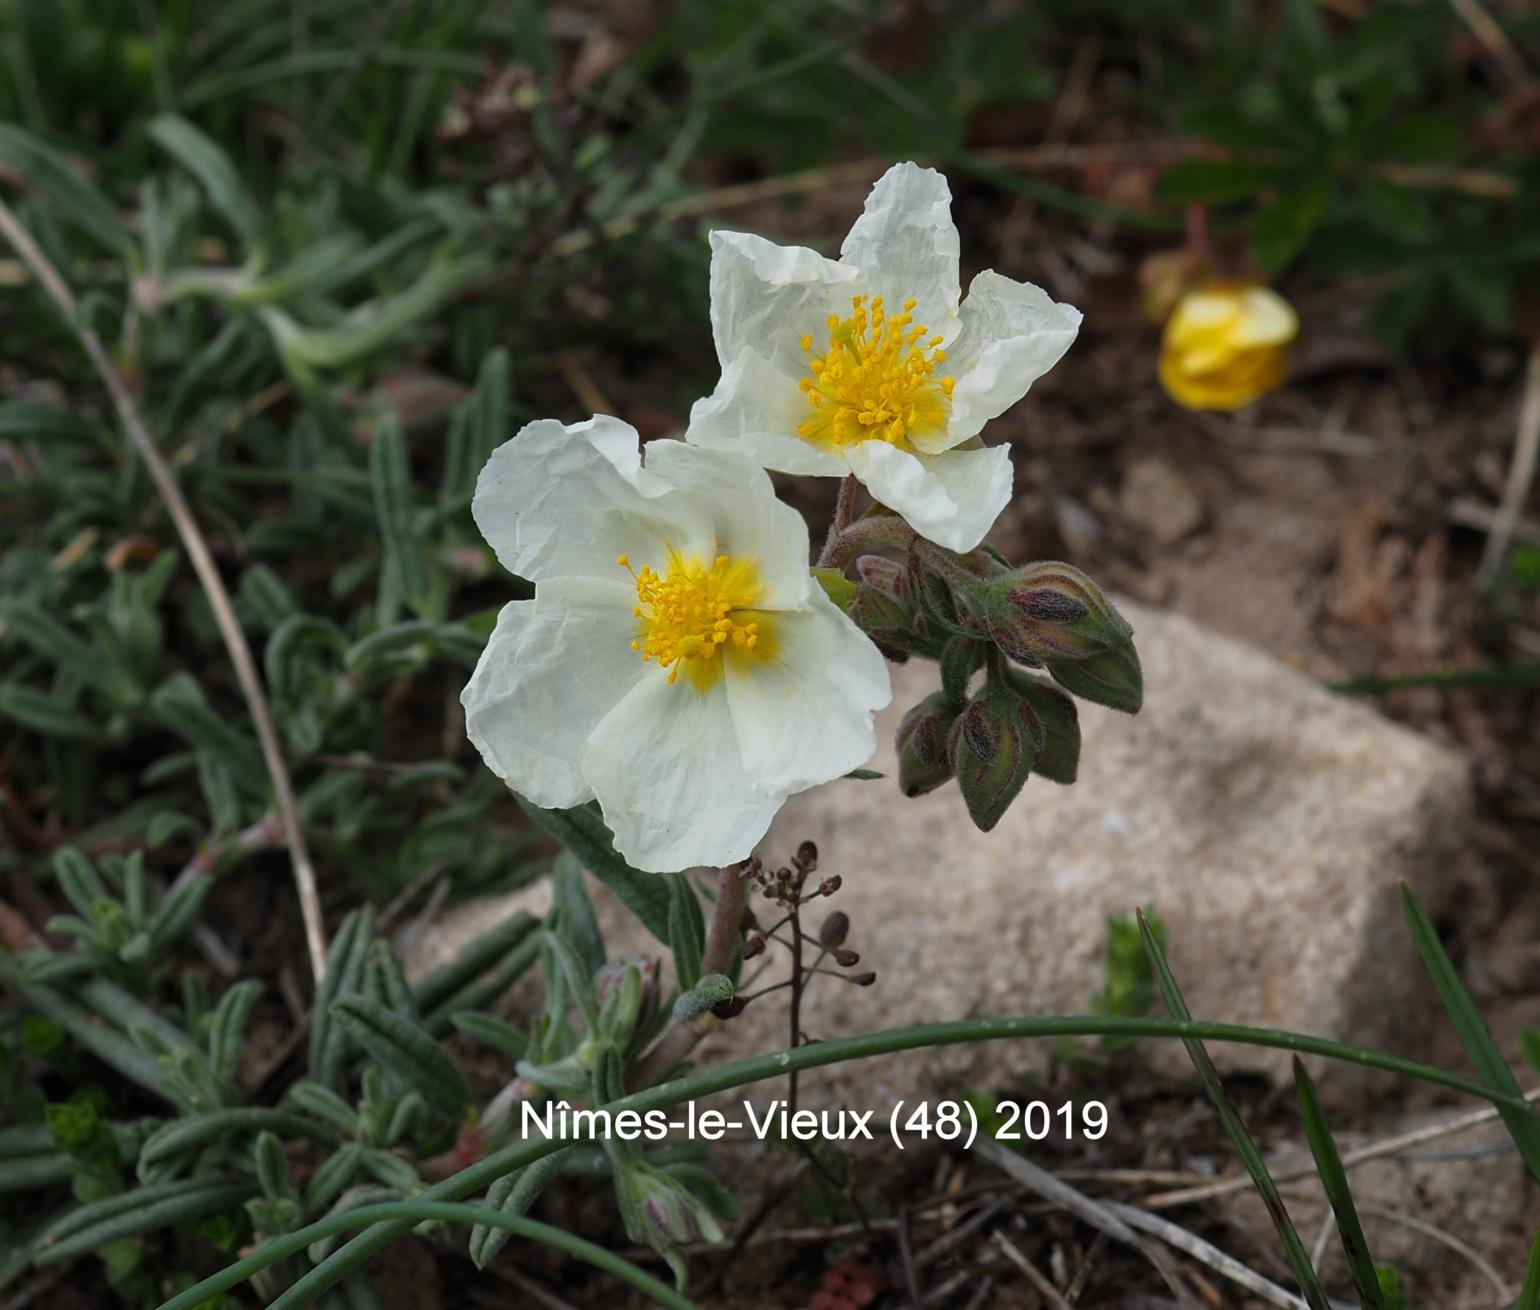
<box><xmin>409</xmin><ymin>601</ymin><xmax>1472</xmax><ymax>1112</ymax></box>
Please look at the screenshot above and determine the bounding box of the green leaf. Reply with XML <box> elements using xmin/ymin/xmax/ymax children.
<box><xmin>410</xmin><ymin>911</ymin><xmax>539</xmax><ymax>1016</ymax></box>
<box><xmin>0</xmin><ymin>400</ymin><xmax>99</xmax><ymax>442</ymax></box>
<box><xmin>518</xmin><ymin>800</ymin><xmax>671</xmax><ymax>944</ymax></box>
<box><xmin>552</xmin><ymin>851</ymin><xmax>605</xmax><ymax>979</ymax></box>
<box><xmin>1</xmin><ymin>600</ymin><xmax>137</xmax><ymax>701</ymax></box>
<box><xmin>309</xmin><ymin>908</ymin><xmax>376</xmax><ymax>1094</ymax></box>
<box><xmin>672</xmin><ymin>974</ymin><xmax>734</xmax><ymax>1023</ymax></box>
<box><xmin>207</xmin><ymin>980</ymin><xmax>263</xmax><ymax>1087</ymax></box>
<box><xmin>1252</xmin><ymin>184</ymin><xmax>1325</xmax><ymax>275</ymax></box>
<box><xmin>148</xmin><ymin>115</ymin><xmax>264</xmax><ymax>247</ymax></box>
<box><xmin>34</xmin><ymin>1178</ymin><xmax>255</xmax><ymax>1262</ymax></box>
<box><xmin>138</xmin><ymin>1109</ymin><xmax>338</xmax><ymax>1181</ymax></box>
<box><xmin>468</xmin><ymin>1150</ymin><xmax>567</xmax><ymax>1269</ymax></box>
<box><xmin>811</xmin><ymin>567</ymin><xmax>856</xmax><ymax>611</ymax></box>
<box><xmin>0</xmin><ymin>124</ymin><xmax>130</xmax><ymax>255</ymax></box>
<box><xmin>1516</xmin><ymin>1230</ymin><xmax>1540</xmax><ymax>1310</ymax></box>
<box><xmin>667</xmin><ymin>875</ymin><xmax>705</xmax><ymax>993</ymax></box>
<box><xmin>1155</xmin><ymin>158</ymin><xmax>1274</xmax><ymax>205</ymax></box>
<box><xmin>0</xmin><ymin>683</ymin><xmax>97</xmax><ymax>740</ymax></box>
<box><xmin>448</xmin><ymin>1012</ymin><xmax>527</xmax><ymax>1063</ymax></box>
<box><xmin>150</xmin><ymin>674</ymin><xmax>265</xmax><ymax>792</ymax></box>
<box><xmin>370</xmin><ymin>413</ymin><xmax>429</xmax><ymax>623</ymax></box>
<box><xmin>1293</xmin><ymin>1058</ymin><xmax>1384</xmax><ymax>1308</ymax></box>
<box><xmin>1401</xmin><ymin>884</ymin><xmax>1540</xmax><ymax>1184</ymax></box>
<box><xmin>1139</xmin><ymin>913</ymin><xmax>1330</xmax><ymax>1309</ymax></box>
<box><xmin>332</xmin><ymin>995</ymin><xmax>472</xmax><ymax>1118</ymax></box>
<box><xmin>441</xmin><ymin>349</ymin><xmax>509</xmax><ymax>508</ymax></box>
<box><xmin>1355</xmin><ymin>177</ymin><xmax>1431</xmax><ymax>242</ymax></box>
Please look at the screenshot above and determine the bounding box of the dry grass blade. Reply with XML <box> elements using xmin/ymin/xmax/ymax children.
<box><xmin>1477</xmin><ymin>342</ymin><xmax>1540</xmax><ymax>585</ymax></box>
<box><xmin>1143</xmin><ymin>1083</ymin><xmax>1540</xmax><ymax>1209</ymax></box>
<box><xmin>1105</xmin><ymin>1202</ymin><xmax>1330</xmax><ymax>1310</ymax></box>
<box><xmin>0</xmin><ymin>194</ymin><xmax>328</xmax><ymax>984</ymax></box>
<box><xmin>989</xmin><ymin>1230</ymin><xmax>1073</xmax><ymax>1309</ymax></box>
<box><xmin>973</xmin><ymin>1137</ymin><xmax>1198</xmax><ymax>1309</ymax></box>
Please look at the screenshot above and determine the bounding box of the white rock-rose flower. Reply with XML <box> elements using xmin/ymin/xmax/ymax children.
<box><xmin>686</xmin><ymin>161</ymin><xmax>1083</xmax><ymax>552</ymax></box>
<box><xmin>462</xmin><ymin>416</ymin><xmax>891</xmax><ymax>873</ymax></box>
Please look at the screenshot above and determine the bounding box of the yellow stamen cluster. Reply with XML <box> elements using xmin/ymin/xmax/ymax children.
<box><xmin>797</xmin><ymin>294</ymin><xmax>954</xmax><ymax>450</ymax></box>
<box><xmin>619</xmin><ymin>551</ymin><xmax>762</xmax><ymax>688</ymax></box>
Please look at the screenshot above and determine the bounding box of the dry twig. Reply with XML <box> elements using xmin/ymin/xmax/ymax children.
<box><xmin>0</xmin><ymin>195</ymin><xmax>328</xmax><ymax>983</ymax></box>
<box><xmin>1477</xmin><ymin>342</ymin><xmax>1540</xmax><ymax>585</ymax></box>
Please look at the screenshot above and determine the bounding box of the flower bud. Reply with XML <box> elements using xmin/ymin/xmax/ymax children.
<box><xmin>984</xmin><ymin>562</ymin><xmax>1132</xmax><ymax>667</ymax></box>
<box><xmin>896</xmin><ymin>692</ymin><xmax>959</xmax><ymax>798</ymax></box>
<box><xmin>615</xmin><ymin>1159</ymin><xmax>729</xmax><ymax>1260</ymax></box>
<box><xmin>833</xmin><ymin>947</ymin><xmax>860</xmax><ymax>968</ymax></box>
<box><xmin>947</xmin><ymin>681</ymin><xmax>1044</xmax><ymax>832</ymax></box>
<box><xmin>818</xmin><ymin>875</ymin><xmax>842</xmax><ymax>896</ymax></box>
<box><xmin>1045</xmin><ymin>643</ymin><xmax>1143</xmax><ymax>715</ymax></box>
<box><xmin>1158</xmin><ymin>284</ymin><xmax>1297</xmax><ymax>412</ymax></box>
<box><xmin>1005</xmin><ymin>671</ymin><xmax>1081</xmax><ymax>784</ymax></box>
<box><xmin>618</xmin><ymin>1163</ymin><xmax>736</xmax><ymax>1288</ymax></box>
<box><xmin>741</xmin><ymin>933</ymin><xmax>767</xmax><ymax>960</ymax></box>
<box><xmin>846</xmin><ymin>580</ymin><xmax>920</xmax><ymax>653</ymax></box>
<box><xmin>850</xmin><ymin>971</ymin><xmax>877</xmax><ymax>987</ymax></box>
<box><xmin>818</xmin><ymin>911</ymin><xmax>850</xmax><ymax>948</ymax></box>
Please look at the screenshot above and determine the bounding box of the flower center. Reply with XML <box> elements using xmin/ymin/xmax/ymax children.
<box><xmin>619</xmin><ymin>550</ymin><xmax>766</xmax><ymax>690</ymax></box>
<box><xmin>796</xmin><ymin>294</ymin><xmax>954</xmax><ymax>451</ymax></box>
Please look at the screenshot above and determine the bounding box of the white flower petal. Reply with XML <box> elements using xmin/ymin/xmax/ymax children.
<box><xmin>845</xmin><ymin>440</ymin><xmax>1011</xmax><ymax>553</ymax></box>
<box><xmin>461</xmin><ymin>580</ymin><xmax>644</xmax><ymax>809</ymax></box>
<box><xmin>473</xmin><ymin>416</ymin><xmax>711</xmax><ymax>581</ymax></box>
<box><xmin>725</xmin><ymin>593</ymin><xmax>890</xmax><ymax>793</ymax></box>
<box><xmin>838</xmin><ymin>162</ymin><xmax>961</xmax><ymax>342</ymax></box>
<box><xmin>708</xmin><ymin>229</ymin><xmax>857</xmax><ymax>377</ymax></box>
<box><xmin>686</xmin><ymin>347</ymin><xmax>849</xmax><ymax>478</ymax></box>
<box><xmin>584</xmin><ymin>676</ymin><xmax>784</xmax><ymax>872</ymax></box>
<box><xmin>641</xmin><ymin>441</ymin><xmax>816</xmax><ymax>608</ymax></box>
<box><xmin>945</xmin><ymin>270</ymin><xmax>1082</xmax><ymax>442</ymax></box>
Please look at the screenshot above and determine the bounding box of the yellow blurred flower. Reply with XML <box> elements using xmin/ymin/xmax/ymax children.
<box><xmin>1158</xmin><ymin>285</ymin><xmax>1298</xmax><ymax>412</ymax></box>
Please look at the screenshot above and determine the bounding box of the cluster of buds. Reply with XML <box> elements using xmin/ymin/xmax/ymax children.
<box><xmin>831</xmin><ymin>519</ymin><xmax>1140</xmax><ymax>833</ymax></box>
<box><xmin>740</xmin><ymin>842</ymin><xmax>876</xmax><ymax>991</ymax></box>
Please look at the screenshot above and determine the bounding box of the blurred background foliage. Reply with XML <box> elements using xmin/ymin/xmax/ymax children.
<box><xmin>3</xmin><ymin>0</ymin><xmax>1540</xmax><ymax>1299</ymax></box>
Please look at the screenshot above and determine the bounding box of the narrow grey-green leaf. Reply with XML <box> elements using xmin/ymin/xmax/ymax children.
<box><xmin>370</xmin><ymin>413</ymin><xmax>428</xmax><ymax>622</ymax></box>
<box><xmin>148</xmin><ymin>115</ymin><xmax>264</xmax><ymax>246</ymax></box>
<box><xmin>0</xmin><ymin>125</ymin><xmax>130</xmax><ymax>255</ymax></box>
<box><xmin>332</xmin><ymin>995</ymin><xmax>472</xmax><ymax>1118</ymax></box>
<box><xmin>518</xmin><ymin>799</ymin><xmax>671</xmax><ymax>944</ymax></box>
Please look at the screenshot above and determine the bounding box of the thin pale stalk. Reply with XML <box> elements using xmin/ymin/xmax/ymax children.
<box><xmin>0</xmin><ymin>195</ymin><xmax>327</xmax><ymax>983</ymax></box>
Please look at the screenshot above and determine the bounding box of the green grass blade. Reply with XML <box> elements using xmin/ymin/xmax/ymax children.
<box><xmin>154</xmin><ymin>1009</ymin><xmax>1535</xmax><ymax>1310</ymax></box>
<box><xmin>1293</xmin><ymin>1057</ymin><xmax>1383</xmax><ymax>1308</ymax></box>
<box><xmin>1401</xmin><ymin>883</ymin><xmax>1540</xmax><ymax>1184</ymax></box>
<box><xmin>1516</xmin><ymin>1229</ymin><xmax>1540</xmax><ymax>1310</ymax></box>
<box><xmin>1138</xmin><ymin>912</ymin><xmax>1330</xmax><ymax>1310</ymax></box>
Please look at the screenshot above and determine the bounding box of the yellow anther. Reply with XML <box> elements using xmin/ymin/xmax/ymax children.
<box><xmin>794</xmin><ymin>287</ymin><xmax>953</xmax><ymax>451</ymax></box>
<box><xmin>622</xmin><ymin>549</ymin><xmax>767</xmax><ymax>691</ymax></box>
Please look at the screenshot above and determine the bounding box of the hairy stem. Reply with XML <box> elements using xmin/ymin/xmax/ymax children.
<box><xmin>631</xmin><ymin>864</ymin><xmax>749</xmax><ymax>1086</ymax></box>
<box><xmin>816</xmin><ymin>474</ymin><xmax>862</xmax><ymax>567</ymax></box>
